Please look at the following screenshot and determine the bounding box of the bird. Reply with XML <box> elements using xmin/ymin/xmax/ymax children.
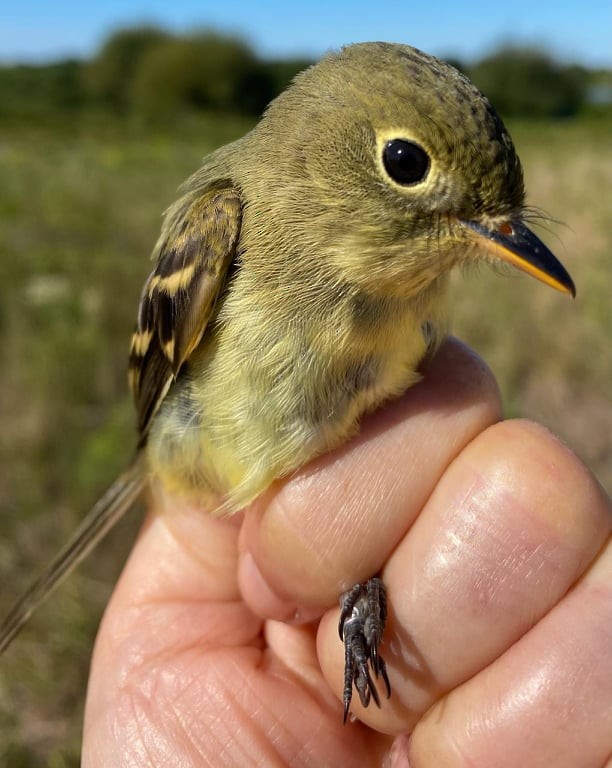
<box><xmin>0</xmin><ymin>42</ymin><xmax>574</xmax><ymax>722</ymax></box>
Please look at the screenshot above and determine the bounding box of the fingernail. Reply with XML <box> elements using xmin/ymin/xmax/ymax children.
<box><xmin>383</xmin><ymin>734</ymin><xmax>412</xmax><ymax>768</ymax></box>
<box><xmin>238</xmin><ymin>551</ymin><xmax>297</xmax><ymax>621</ymax></box>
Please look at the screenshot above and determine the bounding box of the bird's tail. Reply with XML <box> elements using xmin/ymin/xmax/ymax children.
<box><xmin>0</xmin><ymin>458</ymin><xmax>146</xmax><ymax>653</ymax></box>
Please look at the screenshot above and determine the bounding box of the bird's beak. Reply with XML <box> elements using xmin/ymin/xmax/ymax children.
<box><xmin>462</xmin><ymin>219</ymin><xmax>576</xmax><ymax>297</ymax></box>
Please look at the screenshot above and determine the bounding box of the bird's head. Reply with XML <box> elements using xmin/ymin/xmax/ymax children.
<box><xmin>256</xmin><ymin>42</ymin><xmax>574</xmax><ymax>299</ymax></box>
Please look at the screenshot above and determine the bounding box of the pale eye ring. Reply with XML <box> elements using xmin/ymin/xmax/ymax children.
<box><xmin>382</xmin><ymin>139</ymin><xmax>430</xmax><ymax>185</ymax></box>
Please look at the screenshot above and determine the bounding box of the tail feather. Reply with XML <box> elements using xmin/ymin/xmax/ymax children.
<box><xmin>0</xmin><ymin>459</ymin><xmax>146</xmax><ymax>653</ymax></box>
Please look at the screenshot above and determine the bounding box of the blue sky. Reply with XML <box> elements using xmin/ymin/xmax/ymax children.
<box><xmin>2</xmin><ymin>1</ymin><xmax>611</xmax><ymax>67</ymax></box>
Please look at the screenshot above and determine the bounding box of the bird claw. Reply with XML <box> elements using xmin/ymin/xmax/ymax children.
<box><xmin>339</xmin><ymin>576</ymin><xmax>391</xmax><ymax>722</ymax></box>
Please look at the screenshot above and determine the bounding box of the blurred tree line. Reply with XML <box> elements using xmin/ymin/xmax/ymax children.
<box><xmin>0</xmin><ymin>25</ymin><xmax>610</xmax><ymax>122</ymax></box>
<box><xmin>0</xmin><ymin>27</ymin><xmax>311</xmax><ymax>122</ymax></box>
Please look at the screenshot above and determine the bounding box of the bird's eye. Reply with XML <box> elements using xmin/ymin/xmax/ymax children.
<box><xmin>382</xmin><ymin>139</ymin><xmax>430</xmax><ymax>186</ymax></box>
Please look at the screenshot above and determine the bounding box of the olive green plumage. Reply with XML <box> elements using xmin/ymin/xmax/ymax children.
<box><xmin>141</xmin><ymin>42</ymin><xmax>528</xmax><ymax>509</ymax></box>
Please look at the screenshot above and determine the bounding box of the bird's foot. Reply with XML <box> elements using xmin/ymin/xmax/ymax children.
<box><xmin>338</xmin><ymin>576</ymin><xmax>391</xmax><ymax>723</ymax></box>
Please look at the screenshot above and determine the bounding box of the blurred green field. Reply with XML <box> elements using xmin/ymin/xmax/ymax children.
<box><xmin>0</xmin><ymin>114</ymin><xmax>610</xmax><ymax>764</ymax></box>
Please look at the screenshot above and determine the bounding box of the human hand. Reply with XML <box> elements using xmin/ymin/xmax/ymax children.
<box><xmin>82</xmin><ymin>338</ymin><xmax>612</xmax><ymax>767</ymax></box>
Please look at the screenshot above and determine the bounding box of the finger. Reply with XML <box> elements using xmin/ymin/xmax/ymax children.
<box><xmin>317</xmin><ymin>419</ymin><xmax>611</xmax><ymax>733</ymax></box>
<box><xmin>409</xmin><ymin>533</ymin><xmax>612</xmax><ymax>768</ymax></box>
<box><xmin>238</xmin><ymin>337</ymin><xmax>502</xmax><ymax>617</ymax></box>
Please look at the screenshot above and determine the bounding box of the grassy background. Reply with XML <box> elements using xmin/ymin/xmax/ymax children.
<box><xmin>0</xmin><ymin>113</ymin><xmax>610</xmax><ymax>764</ymax></box>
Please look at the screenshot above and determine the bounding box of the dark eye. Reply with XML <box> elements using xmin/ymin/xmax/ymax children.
<box><xmin>382</xmin><ymin>139</ymin><xmax>430</xmax><ymax>186</ymax></box>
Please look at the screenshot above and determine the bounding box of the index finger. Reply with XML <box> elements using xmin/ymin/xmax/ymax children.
<box><xmin>238</xmin><ymin>337</ymin><xmax>502</xmax><ymax>616</ymax></box>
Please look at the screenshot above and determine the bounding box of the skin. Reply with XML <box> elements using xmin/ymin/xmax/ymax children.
<box><xmin>82</xmin><ymin>339</ymin><xmax>612</xmax><ymax>767</ymax></box>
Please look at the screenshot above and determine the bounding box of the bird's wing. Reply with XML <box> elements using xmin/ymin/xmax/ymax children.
<box><xmin>129</xmin><ymin>183</ymin><xmax>242</xmax><ymax>438</ymax></box>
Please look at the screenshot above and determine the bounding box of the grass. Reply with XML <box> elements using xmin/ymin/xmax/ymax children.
<box><xmin>0</xmin><ymin>112</ymin><xmax>610</xmax><ymax>763</ymax></box>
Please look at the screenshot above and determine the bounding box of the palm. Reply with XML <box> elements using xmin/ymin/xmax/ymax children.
<box><xmin>83</xmin><ymin>511</ymin><xmax>391</xmax><ymax>766</ymax></box>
